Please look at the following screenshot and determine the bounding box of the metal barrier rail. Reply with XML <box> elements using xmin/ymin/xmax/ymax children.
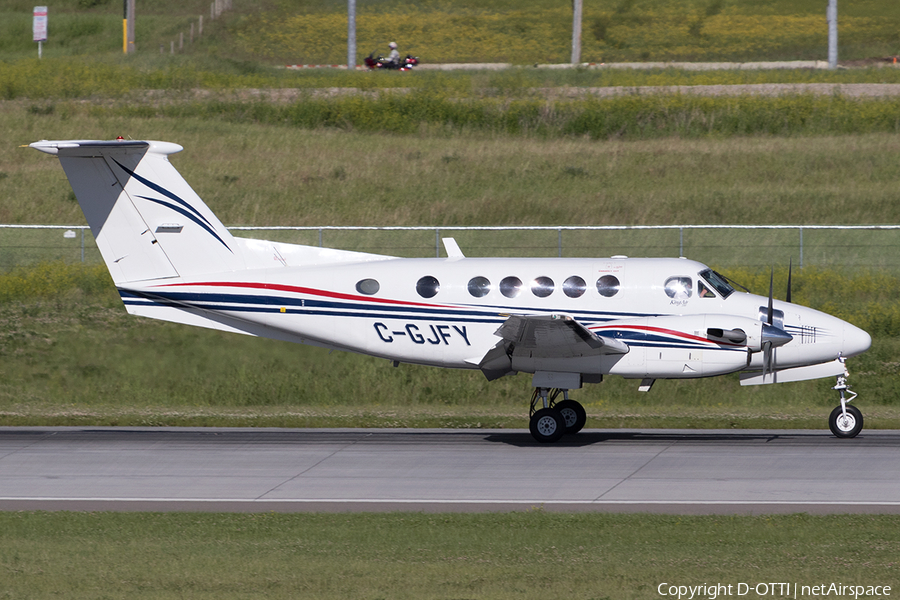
<box><xmin>3</xmin><ymin>224</ymin><xmax>900</xmax><ymax>270</ymax></box>
<box><xmin>227</xmin><ymin>225</ymin><xmax>900</xmax><ymax>265</ymax></box>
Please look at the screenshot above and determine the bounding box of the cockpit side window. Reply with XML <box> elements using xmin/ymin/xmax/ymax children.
<box><xmin>699</xmin><ymin>281</ymin><xmax>716</xmax><ymax>298</ymax></box>
<box><xmin>700</xmin><ymin>269</ymin><xmax>734</xmax><ymax>299</ymax></box>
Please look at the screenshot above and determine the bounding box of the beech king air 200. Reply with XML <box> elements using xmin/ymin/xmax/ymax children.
<box><xmin>30</xmin><ymin>139</ymin><xmax>873</xmax><ymax>442</ymax></box>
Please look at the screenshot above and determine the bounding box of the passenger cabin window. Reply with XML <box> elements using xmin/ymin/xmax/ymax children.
<box><xmin>356</xmin><ymin>279</ymin><xmax>380</xmax><ymax>295</ymax></box>
<box><xmin>665</xmin><ymin>276</ymin><xmax>692</xmax><ymax>299</ymax></box>
<box><xmin>500</xmin><ymin>276</ymin><xmax>523</xmax><ymax>298</ymax></box>
<box><xmin>468</xmin><ymin>276</ymin><xmax>491</xmax><ymax>298</ymax></box>
<box><xmin>531</xmin><ymin>276</ymin><xmax>554</xmax><ymax>298</ymax></box>
<box><xmin>416</xmin><ymin>275</ymin><xmax>440</xmax><ymax>298</ymax></box>
<box><xmin>563</xmin><ymin>276</ymin><xmax>586</xmax><ymax>298</ymax></box>
<box><xmin>596</xmin><ymin>275</ymin><xmax>620</xmax><ymax>298</ymax></box>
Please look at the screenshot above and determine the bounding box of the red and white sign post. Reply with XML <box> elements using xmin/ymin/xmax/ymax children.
<box><xmin>33</xmin><ymin>6</ymin><xmax>48</xmax><ymax>58</ymax></box>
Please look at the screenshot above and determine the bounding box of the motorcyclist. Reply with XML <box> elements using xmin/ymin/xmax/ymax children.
<box><xmin>387</xmin><ymin>42</ymin><xmax>400</xmax><ymax>66</ymax></box>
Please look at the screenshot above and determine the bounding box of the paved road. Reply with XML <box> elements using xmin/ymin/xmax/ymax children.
<box><xmin>1</xmin><ymin>427</ymin><xmax>898</xmax><ymax>514</ymax></box>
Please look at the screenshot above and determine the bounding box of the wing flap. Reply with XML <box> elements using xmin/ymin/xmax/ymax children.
<box><xmin>496</xmin><ymin>314</ymin><xmax>629</xmax><ymax>358</ymax></box>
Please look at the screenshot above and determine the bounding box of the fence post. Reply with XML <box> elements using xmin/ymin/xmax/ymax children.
<box><xmin>679</xmin><ymin>226</ymin><xmax>684</xmax><ymax>256</ymax></box>
<box><xmin>318</xmin><ymin>228</ymin><xmax>323</xmax><ymax>247</ymax></box>
<box><xmin>799</xmin><ymin>226</ymin><xmax>803</xmax><ymax>269</ymax></box>
<box><xmin>435</xmin><ymin>229</ymin><xmax>440</xmax><ymax>258</ymax></box>
<box><xmin>558</xmin><ymin>228</ymin><xmax>562</xmax><ymax>258</ymax></box>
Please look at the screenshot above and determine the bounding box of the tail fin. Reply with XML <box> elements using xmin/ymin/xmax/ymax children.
<box><xmin>30</xmin><ymin>140</ymin><xmax>243</xmax><ymax>284</ymax></box>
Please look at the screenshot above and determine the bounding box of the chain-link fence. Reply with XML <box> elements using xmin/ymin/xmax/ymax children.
<box><xmin>3</xmin><ymin>225</ymin><xmax>900</xmax><ymax>272</ymax></box>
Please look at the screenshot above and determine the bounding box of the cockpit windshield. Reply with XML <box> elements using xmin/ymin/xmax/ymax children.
<box><xmin>699</xmin><ymin>269</ymin><xmax>734</xmax><ymax>299</ymax></box>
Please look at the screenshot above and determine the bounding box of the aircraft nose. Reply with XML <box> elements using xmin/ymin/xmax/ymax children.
<box><xmin>842</xmin><ymin>321</ymin><xmax>872</xmax><ymax>357</ymax></box>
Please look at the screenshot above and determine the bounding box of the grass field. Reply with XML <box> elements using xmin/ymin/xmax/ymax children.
<box><xmin>2</xmin><ymin>0</ymin><xmax>900</xmax><ymax>64</ymax></box>
<box><xmin>2</xmin><ymin>259</ymin><xmax>899</xmax><ymax>430</ymax></box>
<box><xmin>3</xmin><ymin>99</ymin><xmax>900</xmax><ymax>429</ymax></box>
<box><xmin>6</xmin><ymin>105</ymin><xmax>900</xmax><ymax>227</ymax></box>
<box><xmin>2</xmin><ymin>511</ymin><xmax>898</xmax><ymax>599</ymax></box>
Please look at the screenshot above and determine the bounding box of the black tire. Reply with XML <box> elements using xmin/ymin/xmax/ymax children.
<box><xmin>529</xmin><ymin>408</ymin><xmax>566</xmax><ymax>443</ymax></box>
<box><xmin>829</xmin><ymin>405</ymin><xmax>863</xmax><ymax>438</ymax></box>
<box><xmin>554</xmin><ymin>399</ymin><xmax>587</xmax><ymax>434</ymax></box>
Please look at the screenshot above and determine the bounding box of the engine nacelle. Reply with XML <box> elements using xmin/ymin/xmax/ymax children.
<box><xmin>594</xmin><ymin>314</ymin><xmax>787</xmax><ymax>379</ymax></box>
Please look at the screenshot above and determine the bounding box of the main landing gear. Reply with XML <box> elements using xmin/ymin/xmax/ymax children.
<box><xmin>828</xmin><ymin>364</ymin><xmax>863</xmax><ymax>438</ymax></box>
<box><xmin>529</xmin><ymin>388</ymin><xmax>587</xmax><ymax>443</ymax></box>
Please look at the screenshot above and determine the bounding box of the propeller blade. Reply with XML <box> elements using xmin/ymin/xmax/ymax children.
<box><xmin>762</xmin><ymin>340</ymin><xmax>772</xmax><ymax>382</ymax></box>
<box><xmin>786</xmin><ymin>258</ymin><xmax>793</xmax><ymax>304</ymax></box>
<box><xmin>767</xmin><ymin>268</ymin><xmax>774</xmax><ymax>326</ymax></box>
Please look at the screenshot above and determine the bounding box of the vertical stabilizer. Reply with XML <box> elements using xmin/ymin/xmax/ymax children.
<box><xmin>30</xmin><ymin>140</ymin><xmax>243</xmax><ymax>284</ymax></box>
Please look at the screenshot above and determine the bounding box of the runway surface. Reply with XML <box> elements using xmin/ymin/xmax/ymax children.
<box><xmin>1</xmin><ymin>427</ymin><xmax>899</xmax><ymax>514</ymax></box>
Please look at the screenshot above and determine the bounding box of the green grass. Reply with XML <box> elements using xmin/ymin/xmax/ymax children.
<box><xmin>7</xmin><ymin>0</ymin><xmax>900</xmax><ymax>64</ymax></box>
<box><xmin>3</xmin><ymin>0</ymin><xmax>900</xmax><ymax>95</ymax></box>
<box><xmin>1</xmin><ymin>262</ymin><xmax>898</xmax><ymax>430</ymax></box>
<box><xmin>2</xmin><ymin>5</ymin><xmax>900</xmax><ymax>431</ymax></box>
<box><xmin>0</xmin><ymin>0</ymin><xmax>234</xmax><ymax>60</ymax></box>
<box><xmin>3</xmin><ymin>103</ymin><xmax>900</xmax><ymax>430</ymax></box>
<box><xmin>106</xmin><ymin>93</ymin><xmax>900</xmax><ymax>140</ymax></box>
<box><xmin>6</xmin><ymin>104</ymin><xmax>900</xmax><ymax>229</ymax></box>
<box><xmin>1</xmin><ymin>512</ymin><xmax>898</xmax><ymax>599</ymax></box>
<box><xmin>6</xmin><ymin>57</ymin><xmax>900</xmax><ymax>102</ymax></box>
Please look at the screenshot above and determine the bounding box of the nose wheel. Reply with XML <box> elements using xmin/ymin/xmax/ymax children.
<box><xmin>829</xmin><ymin>404</ymin><xmax>863</xmax><ymax>438</ymax></box>
<box><xmin>829</xmin><ymin>360</ymin><xmax>863</xmax><ymax>438</ymax></box>
<box><xmin>528</xmin><ymin>388</ymin><xmax>586</xmax><ymax>443</ymax></box>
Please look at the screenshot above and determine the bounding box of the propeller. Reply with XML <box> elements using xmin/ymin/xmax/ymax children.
<box><xmin>760</xmin><ymin>267</ymin><xmax>794</xmax><ymax>382</ymax></box>
<box><xmin>786</xmin><ymin>258</ymin><xmax>792</xmax><ymax>304</ymax></box>
<box><xmin>762</xmin><ymin>269</ymin><xmax>775</xmax><ymax>381</ymax></box>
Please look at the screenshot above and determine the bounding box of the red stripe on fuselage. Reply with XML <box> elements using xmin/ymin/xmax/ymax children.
<box><xmin>593</xmin><ymin>324</ymin><xmax>743</xmax><ymax>347</ymax></box>
<box><xmin>153</xmin><ymin>281</ymin><xmax>453</xmax><ymax>309</ymax></box>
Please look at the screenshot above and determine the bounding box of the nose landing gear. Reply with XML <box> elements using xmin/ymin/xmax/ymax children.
<box><xmin>828</xmin><ymin>359</ymin><xmax>862</xmax><ymax>438</ymax></box>
<box><xmin>528</xmin><ymin>388</ymin><xmax>586</xmax><ymax>443</ymax></box>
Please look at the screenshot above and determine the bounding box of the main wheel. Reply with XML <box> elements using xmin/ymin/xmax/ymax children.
<box><xmin>554</xmin><ymin>399</ymin><xmax>587</xmax><ymax>434</ymax></box>
<box><xmin>829</xmin><ymin>405</ymin><xmax>863</xmax><ymax>438</ymax></box>
<box><xmin>529</xmin><ymin>408</ymin><xmax>566</xmax><ymax>443</ymax></box>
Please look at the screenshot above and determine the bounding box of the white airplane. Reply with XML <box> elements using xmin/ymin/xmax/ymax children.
<box><xmin>30</xmin><ymin>139</ymin><xmax>872</xmax><ymax>442</ymax></box>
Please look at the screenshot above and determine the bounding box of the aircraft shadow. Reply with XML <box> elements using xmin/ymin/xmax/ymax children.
<box><xmin>481</xmin><ymin>429</ymin><xmax>879</xmax><ymax>448</ymax></box>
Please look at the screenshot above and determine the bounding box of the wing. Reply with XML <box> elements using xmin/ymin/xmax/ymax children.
<box><xmin>496</xmin><ymin>314</ymin><xmax>629</xmax><ymax>357</ymax></box>
<box><xmin>476</xmin><ymin>314</ymin><xmax>629</xmax><ymax>380</ymax></box>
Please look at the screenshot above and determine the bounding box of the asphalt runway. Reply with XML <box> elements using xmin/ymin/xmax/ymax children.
<box><xmin>1</xmin><ymin>427</ymin><xmax>899</xmax><ymax>514</ymax></box>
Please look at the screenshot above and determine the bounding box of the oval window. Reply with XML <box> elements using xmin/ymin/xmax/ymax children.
<box><xmin>531</xmin><ymin>276</ymin><xmax>554</xmax><ymax>298</ymax></box>
<box><xmin>356</xmin><ymin>278</ymin><xmax>380</xmax><ymax>295</ymax></box>
<box><xmin>416</xmin><ymin>275</ymin><xmax>440</xmax><ymax>299</ymax></box>
<box><xmin>499</xmin><ymin>276</ymin><xmax>523</xmax><ymax>299</ymax></box>
<box><xmin>563</xmin><ymin>276</ymin><xmax>586</xmax><ymax>298</ymax></box>
<box><xmin>664</xmin><ymin>276</ymin><xmax>692</xmax><ymax>299</ymax></box>
<box><xmin>596</xmin><ymin>274</ymin><xmax>620</xmax><ymax>298</ymax></box>
<box><xmin>467</xmin><ymin>276</ymin><xmax>491</xmax><ymax>298</ymax></box>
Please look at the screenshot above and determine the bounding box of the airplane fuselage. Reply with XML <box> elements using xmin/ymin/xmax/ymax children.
<box><xmin>121</xmin><ymin>255</ymin><xmax>871</xmax><ymax>382</ymax></box>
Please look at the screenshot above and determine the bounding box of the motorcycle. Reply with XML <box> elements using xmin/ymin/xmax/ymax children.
<box><xmin>364</xmin><ymin>53</ymin><xmax>419</xmax><ymax>71</ymax></box>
